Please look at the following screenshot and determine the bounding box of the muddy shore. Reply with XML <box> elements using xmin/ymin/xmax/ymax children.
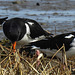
<box><xmin>0</xmin><ymin>0</ymin><xmax>75</xmax><ymax>39</ymax></box>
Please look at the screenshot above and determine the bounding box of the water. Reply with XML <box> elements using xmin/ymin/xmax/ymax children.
<box><xmin>0</xmin><ymin>0</ymin><xmax>75</xmax><ymax>40</ymax></box>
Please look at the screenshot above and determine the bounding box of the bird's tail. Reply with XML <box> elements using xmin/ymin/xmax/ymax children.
<box><xmin>0</xmin><ymin>17</ymin><xmax>8</xmax><ymax>24</ymax></box>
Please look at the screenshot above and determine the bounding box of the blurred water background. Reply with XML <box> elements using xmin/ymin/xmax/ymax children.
<box><xmin>0</xmin><ymin>0</ymin><xmax>75</xmax><ymax>39</ymax></box>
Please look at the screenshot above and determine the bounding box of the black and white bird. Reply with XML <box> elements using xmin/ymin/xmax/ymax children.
<box><xmin>3</xmin><ymin>17</ymin><xmax>52</xmax><ymax>51</ymax></box>
<box><xmin>25</xmin><ymin>32</ymin><xmax>75</xmax><ymax>59</ymax></box>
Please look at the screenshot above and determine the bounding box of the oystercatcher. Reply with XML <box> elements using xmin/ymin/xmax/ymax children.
<box><xmin>3</xmin><ymin>17</ymin><xmax>52</xmax><ymax>52</ymax></box>
<box><xmin>25</xmin><ymin>32</ymin><xmax>75</xmax><ymax>60</ymax></box>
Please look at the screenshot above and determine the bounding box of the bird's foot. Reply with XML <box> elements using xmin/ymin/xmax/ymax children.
<box><xmin>36</xmin><ymin>50</ymin><xmax>43</xmax><ymax>67</ymax></box>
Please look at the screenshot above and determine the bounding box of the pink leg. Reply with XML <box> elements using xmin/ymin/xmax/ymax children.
<box><xmin>36</xmin><ymin>50</ymin><xmax>43</xmax><ymax>67</ymax></box>
<box><xmin>36</xmin><ymin>50</ymin><xmax>40</xmax><ymax>56</ymax></box>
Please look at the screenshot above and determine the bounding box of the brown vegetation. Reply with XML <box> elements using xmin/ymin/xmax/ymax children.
<box><xmin>0</xmin><ymin>39</ymin><xmax>75</xmax><ymax>75</ymax></box>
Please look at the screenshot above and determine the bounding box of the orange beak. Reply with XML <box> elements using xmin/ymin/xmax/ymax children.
<box><xmin>12</xmin><ymin>41</ymin><xmax>16</xmax><ymax>52</ymax></box>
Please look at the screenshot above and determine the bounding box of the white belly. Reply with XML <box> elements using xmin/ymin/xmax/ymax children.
<box><xmin>39</xmin><ymin>48</ymin><xmax>75</xmax><ymax>59</ymax></box>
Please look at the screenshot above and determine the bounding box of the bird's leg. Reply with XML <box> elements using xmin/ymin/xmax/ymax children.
<box><xmin>36</xmin><ymin>50</ymin><xmax>40</xmax><ymax>57</ymax></box>
<box><xmin>36</xmin><ymin>50</ymin><xmax>43</xmax><ymax>67</ymax></box>
<box><xmin>12</xmin><ymin>41</ymin><xmax>16</xmax><ymax>52</ymax></box>
<box><xmin>36</xmin><ymin>50</ymin><xmax>40</xmax><ymax>67</ymax></box>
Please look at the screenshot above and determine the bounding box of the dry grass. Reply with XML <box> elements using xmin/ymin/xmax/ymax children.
<box><xmin>0</xmin><ymin>39</ymin><xmax>75</xmax><ymax>75</ymax></box>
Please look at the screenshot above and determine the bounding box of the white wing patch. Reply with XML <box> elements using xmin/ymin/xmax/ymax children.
<box><xmin>70</xmin><ymin>38</ymin><xmax>75</xmax><ymax>46</ymax></box>
<box><xmin>65</xmin><ymin>34</ymin><xmax>74</xmax><ymax>39</ymax></box>
<box><xmin>31</xmin><ymin>46</ymin><xmax>38</xmax><ymax>49</ymax></box>
<box><xmin>25</xmin><ymin>23</ymin><xmax>30</xmax><ymax>35</ymax></box>
<box><xmin>28</xmin><ymin>22</ymin><xmax>34</xmax><ymax>25</ymax></box>
<box><xmin>30</xmin><ymin>35</ymin><xmax>45</xmax><ymax>42</ymax></box>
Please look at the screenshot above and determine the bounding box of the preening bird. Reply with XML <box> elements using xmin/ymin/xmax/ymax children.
<box><xmin>25</xmin><ymin>32</ymin><xmax>75</xmax><ymax>60</ymax></box>
<box><xmin>3</xmin><ymin>17</ymin><xmax>52</xmax><ymax>52</ymax></box>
